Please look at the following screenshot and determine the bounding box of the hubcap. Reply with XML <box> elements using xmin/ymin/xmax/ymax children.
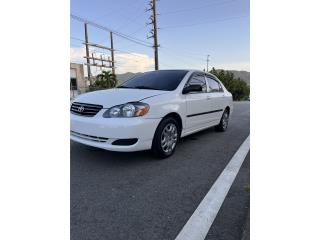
<box><xmin>222</xmin><ymin>112</ymin><xmax>229</xmax><ymax>129</ymax></box>
<box><xmin>161</xmin><ymin>123</ymin><xmax>178</xmax><ymax>153</ymax></box>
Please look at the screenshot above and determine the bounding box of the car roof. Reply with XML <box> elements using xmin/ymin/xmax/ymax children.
<box><xmin>143</xmin><ymin>69</ymin><xmax>218</xmax><ymax>78</ymax></box>
<box><xmin>144</xmin><ymin>69</ymin><xmax>205</xmax><ymax>74</ymax></box>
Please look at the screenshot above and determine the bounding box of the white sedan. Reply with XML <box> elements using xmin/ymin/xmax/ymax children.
<box><xmin>70</xmin><ymin>70</ymin><xmax>233</xmax><ymax>158</ymax></box>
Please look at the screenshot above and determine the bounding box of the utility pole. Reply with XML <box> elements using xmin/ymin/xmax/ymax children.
<box><xmin>84</xmin><ymin>23</ymin><xmax>92</xmax><ymax>85</ymax></box>
<box><xmin>206</xmin><ymin>55</ymin><xmax>210</xmax><ymax>72</ymax></box>
<box><xmin>110</xmin><ymin>32</ymin><xmax>115</xmax><ymax>75</ymax></box>
<box><xmin>147</xmin><ymin>0</ymin><xmax>159</xmax><ymax>70</ymax></box>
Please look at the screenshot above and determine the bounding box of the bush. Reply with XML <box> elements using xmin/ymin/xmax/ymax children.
<box><xmin>89</xmin><ymin>71</ymin><xmax>117</xmax><ymax>90</ymax></box>
<box><xmin>209</xmin><ymin>68</ymin><xmax>250</xmax><ymax>101</ymax></box>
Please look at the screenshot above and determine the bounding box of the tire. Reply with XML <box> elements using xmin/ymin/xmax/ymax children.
<box><xmin>215</xmin><ymin>109</ymin><xmax>230</xmax><ymax>132</ymax></box>
<box><xmin>152</xmin><ymin>117</ymin><xmax>180</xmax><ymax>158</ymax></box>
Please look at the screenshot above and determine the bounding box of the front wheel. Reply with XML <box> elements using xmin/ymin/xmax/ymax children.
<box><xmin>152</xmin><ymin>117</ymin><xmax>180</xmax><ymax>158</ymax></box>
<box><xmin>215</xmin><ymin>109</ymin><xmax>229</xmax><ymax>132</ymax></box>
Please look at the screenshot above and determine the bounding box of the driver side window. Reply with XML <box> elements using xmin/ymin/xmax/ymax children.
<box><xmin>184</xmin><ymin>74</ymin><xmax>207</xmax><ymax>93</ymax></box>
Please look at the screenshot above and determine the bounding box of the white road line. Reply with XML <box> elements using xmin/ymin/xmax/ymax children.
<box><xmin>175</xmin><ymin>135</ymin><xmax>250</xmax><ymax>240</ymax></box>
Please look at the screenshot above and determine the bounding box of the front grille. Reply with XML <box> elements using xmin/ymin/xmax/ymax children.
<box><xmin>71</xmin><ymin>131</ymin><xmax>108</xmax><ymax>142</ymax></box>
<box><xmin>71</xmin><ymin>102</ymin><xmax>103</xmax><ymax>117</ymax></box>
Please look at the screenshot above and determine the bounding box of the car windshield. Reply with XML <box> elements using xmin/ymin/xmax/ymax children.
<box><xmin>118</xmin><ymin>70</ymin><xmax>188</xmax><ymax>91</ymax></box>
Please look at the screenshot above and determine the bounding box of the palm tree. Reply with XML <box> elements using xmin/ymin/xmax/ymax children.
<box><xmin>93</xmin><ymin>70</ymin><xmax>117</xmax><ymax>89</ymax></box>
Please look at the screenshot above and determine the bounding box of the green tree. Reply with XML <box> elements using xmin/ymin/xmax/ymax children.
<box><xmin>209</xmin><ymin>67</ymin><xmax>250</xmax><ymax>101</ymax></box>
<box><xmin>90</xmin><ymin>70</ymin><xmax>117</xmax><ymax>90</ymax></box>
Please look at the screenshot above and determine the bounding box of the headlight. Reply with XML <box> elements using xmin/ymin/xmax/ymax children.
<box><xmin>103</xmin><ymin>102</ymin><xmax>150</xmax><ymax>118</ymax></box>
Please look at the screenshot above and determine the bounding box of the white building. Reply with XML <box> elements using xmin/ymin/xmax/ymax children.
<box><xmin>70</xmin><ymin>63</ymin><xmax>87</xmax><ymax>98</ymax></box>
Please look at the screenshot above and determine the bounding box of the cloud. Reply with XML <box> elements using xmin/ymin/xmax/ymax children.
<box><xmin>70</xmin><ymin>47</ymin><xmax>86</xmax><ymax>63</ymax></box>
<box><xmin>115</xmin><ymin>53</ymin><xmax>154</xmax><ymax>73</ymax></box>
<box><xmin>70</xmin><ymin>47</ymin><xmax>154</xmax><ymax>74</ymax></box>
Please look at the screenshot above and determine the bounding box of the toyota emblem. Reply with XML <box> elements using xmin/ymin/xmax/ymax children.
<box><xmin>78</xmin><ymin>106</ymin><xmax>85</xmax><ymax>112</ymax></box>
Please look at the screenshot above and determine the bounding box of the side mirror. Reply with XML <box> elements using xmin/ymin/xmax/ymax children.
<box><xmin>183</xmin><ymin>84</ymin><xmax>203</xmax><ymax>94</ymax></box>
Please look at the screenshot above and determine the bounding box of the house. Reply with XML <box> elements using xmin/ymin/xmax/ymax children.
<box><xmin>70</xmin><ymin>63</ymin><xmax>87</xmax><ymax>98</ymax></box>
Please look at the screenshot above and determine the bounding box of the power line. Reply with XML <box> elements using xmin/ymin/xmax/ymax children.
<box><xmin>161</xmin><ymin>15</ymin><xmax>249</xmax><ymax>29</ymax></box>
<box><xmin>115</xmin><ymin>49</ymin><xmax>151</xmax><ymax>59</ymax></box>
<box><xmin>159</xmin><ymin>48</ymin><xmax>200</xmax><ymax>67</ymax></box>
<box><xmin>70</xmin><ymin>36</ymin><xmax>83</xmax><ymax>42</ymax></box>
<box><xmin>114</xmin><ymin>25</ymin><xmax>154</xmax><ymax>50</ymax></box>
<box><xmin>70</xmin><ymin>29</ymin><xmax>148</xmax><ymax>50</ymax></box>
<box><xmin>128</xmin><ymin>25</ymin><xmax>148</xmax><ymax>35</ymax></box>
<box><xmin>71</xmin><ymin>14</ymin><xmax>153</xmax><ymax>48</ymax></box>
<box><xmin>161</xmin><ymin>0</ymin><xmax>237</xmax><ymax>15</ymax></box>
<box><xmin>70</xmin><ymin>43</ymin><xmax>83</xmax><ymax>48</ymax></box>
<box><xmin>71</xmin><ymin>14</ymin><xmax>152</xmax><ymax>47</ymax></box>
<box><xmin>112</xmin><ymin>0</ymin><xmax>146</xmax><ymax>31</ymax></box>
<box><xmin>159</xmin><ymin>46</ymin><xmax>207</xmax><ymax>60</ymax></box>
<box><xmin>94</xmin><ymin>0</ymin><xmax>146</xmax><ymax>22</ymax></box>
<box><xmin>73</xmin><ymin>43</ymin><xmax>149</xmax><ymax>60</ymax></box>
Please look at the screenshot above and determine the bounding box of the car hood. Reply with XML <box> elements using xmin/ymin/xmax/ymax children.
<box><xmin>73</xmin><ymin>88</ymin><xmax>168</xmax><ymax>108</ymax></box>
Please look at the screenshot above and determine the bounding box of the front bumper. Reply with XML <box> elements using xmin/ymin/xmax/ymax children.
<box><xmin>70</xmin><ymin>112</ymin><xmax>161</xmax><ymax>152</ymax></box>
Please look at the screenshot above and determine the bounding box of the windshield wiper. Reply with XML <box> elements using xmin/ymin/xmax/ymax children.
<box><xmin>133</xmin><ymin>86</ymin><xmax>160</xmax><ymax>90</ymax></box>
<box><xmin>117</xmin><ymin>86</ymin><xmax>133</xmax><ymax>89</ymax></box>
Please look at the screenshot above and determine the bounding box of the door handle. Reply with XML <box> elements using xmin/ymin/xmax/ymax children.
<box><xmin>206</xmin><ymin>96</ymin><xmax>212</xmax><ymax>100</ymax></box>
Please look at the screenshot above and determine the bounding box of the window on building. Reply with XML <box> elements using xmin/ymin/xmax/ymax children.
<box><xmin>70</xmin><ymin>68</ymin><xmax>77</xmax><ymax>90</ymax></box>
<box><xmin>70</xmin><ymin>78</ymin><xmax>77</xmax><ymax>90</ymax></box>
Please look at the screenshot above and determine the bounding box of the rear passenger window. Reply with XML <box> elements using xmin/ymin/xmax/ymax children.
<box><xmin>207</xmin><ymin>76</ymin><xmax>222</xmax><ymax>92</ymax></box>
<box><xmin>185</xmin><ymin>74</ymin><xmax>207</xmax><ymax>93</ymax></box>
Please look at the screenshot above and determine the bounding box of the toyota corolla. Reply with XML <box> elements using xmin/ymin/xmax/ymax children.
<box><xmin>70</xmin><ymin>70</ymin><xmax>233</xmax><ymax>158</ymax></box>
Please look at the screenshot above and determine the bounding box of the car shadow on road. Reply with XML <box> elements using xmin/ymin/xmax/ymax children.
<box><xmin>179</xmin><ymin>126</ymin><xmax>221</xmax><ymax>142</ymax></box>
<box><xmin>71</xmin><ymin>141</ymin><xmax>157</xmax><ymax>166</ymax></box>
<box><xmin>70</xmin><ymin>127</ymin><xmax>222</xmax><ymax>165</ymax></box>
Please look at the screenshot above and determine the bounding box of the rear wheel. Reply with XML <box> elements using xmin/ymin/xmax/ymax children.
<box><xmin>215</xmin><ymin>109</ymin><xmax>229</xmax><ymax>132</ymax></box>
<box><xmin>152</xmin><ymin>117</ymin><xmax>180</xmax><ymax>158</ymax></box>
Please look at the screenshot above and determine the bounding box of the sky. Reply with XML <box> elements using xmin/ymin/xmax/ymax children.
<box><xmin>70</xmin><ymin>0</ymin><xmax>250</xmax><ymax>74</ymax></box>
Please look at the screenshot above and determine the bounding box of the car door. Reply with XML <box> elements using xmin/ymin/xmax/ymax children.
<box><xmin>206</xmin><ymin>75</ymin><xmax>225</xmax><ymax>123</ymax></box>
<box><xmin>184</xmin><ymin>72</ymin><xmax>214</xmax><ymax>131</ymax></box>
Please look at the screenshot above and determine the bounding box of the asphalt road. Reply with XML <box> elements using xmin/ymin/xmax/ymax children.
<box><xmin>71</xmin><ymin>101</ymin><xmax>250</xmax><ymax>240</ymax></box>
